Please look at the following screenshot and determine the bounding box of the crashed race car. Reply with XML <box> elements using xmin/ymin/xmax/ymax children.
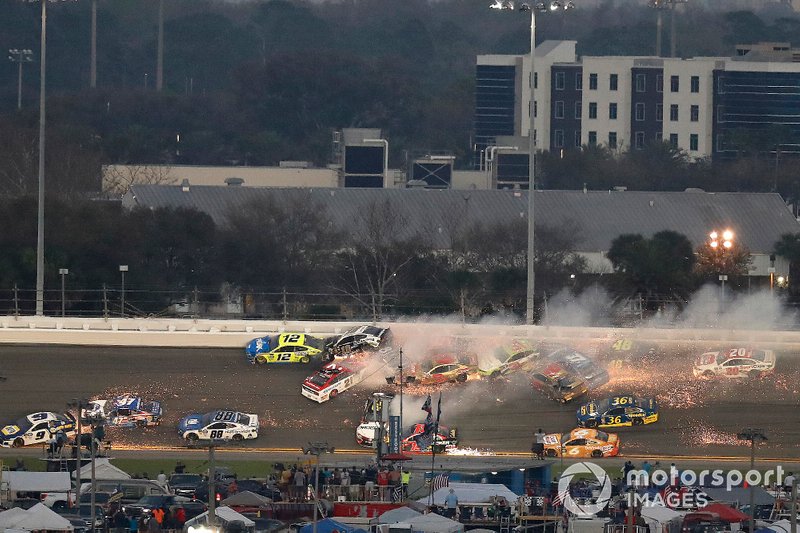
<box><xmin>1</xmin><ymin>412</ymin><xmax>76</xmax><ymax>448</ymax></box>
<box><xmin>544</xmin><ymin>345</ymin><xmax>609</xmax><ymax>389</ymax></box>
<box><xmin>301</xmin><ymin>362</ymin><xmax>370</xmax><ymax>403</ymax></box>
<box><xmin>478</xmin><ymin>339</ymin><xmax>541</xmax><ymax>377</ymax></box>
<box><xmin>693</xmin><ymin>348</ymin><xmax>776</xmax><ymax>379</ymax></box>
<box><xmin>325</xmin><ymin>325</ymin><xmax>392</xmax><ymax>357</ymax></box>
<box><xmin>82</xmin><ymin>395</ymin><xmax>163</xmax><ymax>427</ymax></box>
<box><xmin>542</xmin><ymin>428</ymin><xmax>620</xmax><ymax>458</ymax></box>
<box><xmin>401</xmin><ymin>423</ymin><xmax>458</xmax><ymax>454</ymax></box>
<box><xmin>577</xmin><ymin>396</ymin><xmax>658</xmax><ymax>428</ymax></box>
<box><xmin>178</xmin><ymin>410</ymin><xmax>259</xmax><ymax>443</ymax></box>
<box><xmin>245</xmin><ymin>333</ymin><xmax>325</xmax><ymax>365</ymax></box>
<box><xmin>531</xmin><ymin>362</ymin><xmax>589</xmax><ymax>403</ymax></box>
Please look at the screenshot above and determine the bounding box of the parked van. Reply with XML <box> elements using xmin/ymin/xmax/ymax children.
<box><xmin>80</xmin><ymin>479</ymin><xmax>170</xmax><ymax>504</ymax></box>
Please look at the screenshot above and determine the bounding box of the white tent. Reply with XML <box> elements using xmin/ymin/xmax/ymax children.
<box><xmin>76</xmin><ymin>458</ymin><xmax>131</xmax><ymax>481</ymax></box>
<box><xmin>641</xmin><ymin>505</ymin><xmax>682</xmax><ymax>533</ymax></box>
<box><xmin>184</xmin><ymin>506</ymin><xmax>255</xmax><ymax>530</ymax></box>
<box><xmin>0</xmin><ymin>503</ymin><xmax>73</xmax><ymax>531</ymax></box>
<box><xmin>766</xmin><ymin>520</ymin><xmax>791</xmax><ymax>533</ymax></box>
<box><xmin>402</xmin><ymin>513</ymin><xmax>464</xmax><ymax>533</ymax></box>
<box><xmin>3</xmin><ymin>471</ymin><xmax>72</xmax><ymax>493</ymax></box>
<box><xmin>418</xmin><ymin>483</ymin><xmax>519</xmax><ymax>506</ymax></box>
<box><xmin>377</xmin><ymin>507</ymin><xmax>422</xmax><ymax>524</ymax></box>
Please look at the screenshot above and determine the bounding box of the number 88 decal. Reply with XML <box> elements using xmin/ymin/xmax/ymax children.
<box><xmin>210</xmin><ymin>430</ymin><xmax>224</xmax><ymax>439</ymax></box>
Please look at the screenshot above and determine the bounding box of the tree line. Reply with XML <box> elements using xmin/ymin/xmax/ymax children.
<box><xmin>1</xmin><ymin>197</ymin><xmax>797</xmax><ymax>320</ymax></box>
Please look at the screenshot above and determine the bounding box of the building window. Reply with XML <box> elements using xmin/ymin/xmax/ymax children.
<box><xmin>555</xmin><ymin>72</ymin><xmax>565</xmax><ymax>90</ymax></box>
<box><xmin>575</xmin><ymin>101</ymin><xmax>582</xmax><ymax>119</ymax></box>
<box><xmin>635</xmin><ymin>131</ymin><xmax>645</xmax><ymax>149</ymax></box>
<box><xmin>656</xmin><ymin>132</ymin><xmax>663</xmax><ymax>141</ymax></box>
<box><xmin>554</xmin><ymin>101</ymin><xmax>565</xmax><ymax>119</ymax></box>
<box><xmin>690</xmin><ymin>133</ymin><xmax>698</xmax><ymax>151</ymax></box>
<box><xmin>575</xmin><ymin>130</ymin><xmax>582</xmax><ymax>147</ymax></box>
<box><xmin>716</xmin><ymin>134</ymin><xmax>724</xmax><ymax>152</ymax></box>
<box><xmin>610</xmin><ymin>73</ymin><xmax>618</xmax><ymax>91</ymax></box>
<box><xmin>575</xmin><ymin>74</ymin><xmax>582</xmax><ymax>91</ymax></box>
<box><xmin>691</xmin><ymin>75</ymin><xmax>700</xmax><ymax>93</ymax></box>
<box><xmin>589</xmin><ymin>102</ymin><xmax>597</xmax><ymax>119</ymax></box>
<box><xmin>534</xmin><ymin>100</ymin><xmax>538</xmax><ymax>118</ymax></box>
<box><xmin>554</xmin><ymin>129</ymin><xmax>564</xmax><ymax>148</ymax></box>
<box><xmin>588</xmin><ymin>131</ymin><xmax>597</xmax><ymax>145</ymax></box>
<box><xmin>656</xmin><ymin>104</ymin><xmax>663</xmax><ymax>122</ymax></box>
<box><xmin>635</xmin><ymin>103</ymin><xmax>645</xmax><ymax>121</ymax></box>
<box><xmin>717</xmin><ymin>105</ymin><xmax>724</xmax><ymax>123</ymax></box>
<box><xmin>608</xmin><ymin>131</ymin><xmax>617</xmax><ymax>149</ymax></box>
<box><xmin>656</xmin><ymin>74</ymin><xmax>663</xmax><ymax>92</ymax></box>
<box><xmin>609</xmin><ymin>103</ymin><xmax>618</xmax><ymax>120</ymax></box>
<box><xmin>691</xmin><ymin>105</ymin><xmax>699</xmax><ymax>122</ymax></box>
<box><xmin>589</xmin><ymin>73</ymin><xmax>598</xmax><ymax>90</ymax></box>
<box><xmin>670</xmin><ymin>104</ymin><xmax>679</xmax><ymax>121</ymax></box>
<box><xmin>534</xmin><ymin>72</ymin><xmax>538</xmax><ymax>89</ymax></box>
<box><xmin>670</xmin><ymin>75</ymin><xmax>679</xmax><ymax>92</ymax></box>
<box><xmin>669</xmin><ymin>133</ymin><xmax>678</xmax><ymax>147</ymax></box>
<box><xmin>635</xmin><ymin>73</ymin><xmax>646</xmax><ymax>92</ymax></box>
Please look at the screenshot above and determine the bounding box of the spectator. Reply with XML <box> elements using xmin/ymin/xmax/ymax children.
<box><xmin>112</xmin><ymin>508</ymin><xmax>127</xmax><ymax>533</ymax></box>
<box><xmin>401</xmin><ymin>469</ymin><xmax>411</xmax><ymax>497</ymax></box>
<box><xmin>784</xmin><ymin>472</ymin><xmax>796</xmax><ymax>491</ymax></box>
<box><xmin>175</xmin><ymin>507</ymin><xmax>187</xmax><ymax>529</ymax></box>
<box><xmin>532</xmin><ymin>429</ymin><xmax>546</xmax><ymax>460</ymax></box>
<box><xmin>146</xmin><ymin>516</ymin><xmax>161</xmax><ymax>533</ymax></box>
<box><xmin>228</xmin><ymin>479</ymin><xmax>239</xmax><ymax>496</ymax></box>
<box><xmin>152</xmin><ymin>507</ymin><xmax>165</xmax><ymax>526</ymax></box>
<box><xmin>444</xmin><ymin>489</ymin><xmax>459</xmax><ymax>519</ymax></box>
<box><xmin>129</xmin><ymin>513</ymin><xmax>139</xmax><ymax>533</ymax></box>
<box><xmin>294</xmin><ymin>468</ymin><xmax>307</xmax><ymax>501</ymax></box>
<box><xmin>388</xmin><ymin>467</ymin><xmax>401</xmax><ymax>488</ymax></box>
<box><xmin>174</xmin><ymin>461</ymin><xmax>186</xmax><ymax>474</ymax></box>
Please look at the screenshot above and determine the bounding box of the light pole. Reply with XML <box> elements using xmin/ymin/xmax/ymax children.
<box><xmin>67</xmin><ymin>398</ymin><xmax>88</xmax><ymax>513</ymax></box>
<box><xmin>119</xmin><ymin>265</ymin><xmax>128</xmax><ymax>317</ymax></box>
<box><xmin>303</xmin><ymin>442</ymin><xmax>335</xmax><ymax>533</ymax></box>
<box><xmin>58</xmin><ymin>268</ymin><xmax>68</xmax><ymax>317</ymax></box>
<box><xmin>90</xmin><ymin>0</ymin><xmax>96</xmax><ymax>88</ymax></box>
<box><xmin>156</xmin><ymin>0</ymin><xmax>164</xmax><ymax>91</ymax></box>
<box><xmin>737</xmin><ymin>429</ymin><xmax>767</xmax><ymax>533</ymax></box>
<box><xmin>8</xmin><ymin>49</ymin><xmax>33</xmax><ymax>110</ymax></box>
<box><xmin>709</xmin><ymin>230</ymin><xmax>733</xmax><ymax>310</ymax></box>
<box><xmin>649</xmin><ymin>0</ymin><xmax>687</xmax><ymax>57</ymax></box>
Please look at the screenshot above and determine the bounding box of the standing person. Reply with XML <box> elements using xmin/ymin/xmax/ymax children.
<box><xmin>112</xmin><ymin>508</ymin><xmax>127</xmax><ymax>533</ymax></box>
<box><xmin>146</xmin><ymin>515</ymin><xmax>161</xmax><ymax>533</ymax></box>
<box><xmin>340</xmin><ymin>468</ymin><xmax>350</xmax><ymax>500</ymax></box>
<box><xmin>228</xmin><ymin>478</ymin><xmax>239</xmax><ymax>496</ymax></box>
<box><xmin>293</xmin><ymin>468</ymin><xmax>307</xmax><ymax>501</ymax></box>
<box><xmin>157</xmin><ymin>470</ymin><xmax>167</xmax><ymax>486</ymax></box>
<box><xmin>152</xmin><ymin>507</ymin><xmax>165</xmax><ymax>527</ymax></box>
<box><xmin>175</xmin><ymin>506</ymin><xmax>187</xmax><ymax>530</ymax></box>
<box><xmin>401</xmin><ymin>469</ymin><xmax>411</xmax><ymax>497</ymax></box>
<box><xmin>444</xmin><ymin>489</ymin><xmax>459</xmax><ymax>519</ymax></box>
<box><xmin>129</xmin><ymin>513</ymin><xmax>139</xmax><ymax>533</ymax></box>
<box><xmin>533</xmin><ymin>429</ymin><xmax>546</xmax><ymax>460</ymax></box>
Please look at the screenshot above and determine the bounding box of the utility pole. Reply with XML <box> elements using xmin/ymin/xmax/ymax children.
<box><xmin>90</xmin><ymin>0</ymin><xmax>97</xmax><ymax>88</ymax></box>
<box><xmin>8</xmin><ymin>49</ymin><xmax>34</xmax><ymax>109</ymax></box>
<box><xmin>303</xmin><ymin>442</ymin><xmax>335</xmax><ymax>533</ymax></box>
<box><xmin>156</xmin><ymin>0</ymin><xmax>164</xmax><ymax>91</ymax></box>
<box><xmin>737</xmin><ymin>429</ymin><xmax>767</xmax><ymax>533</ymax></box>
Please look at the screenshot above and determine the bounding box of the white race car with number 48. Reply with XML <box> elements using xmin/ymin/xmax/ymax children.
<box><xmin>177</xmin><ymin>410</ymin><xmax>259</xmax><ymax>443</ymax></box>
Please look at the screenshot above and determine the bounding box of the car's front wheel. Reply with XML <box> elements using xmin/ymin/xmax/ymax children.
<box><xmin>255</xmin><ymin>354</ymin><xmax>268</xmax><ymax>364</ymax></box>
<box><xmin>301</xmin><ymin>356</ymin><xmax>310</xmax><ymax>364</ymax></box>
<box><xmin>545</xmin><ymin>449</ymin><xmax>558</xmax><ymax>457</ymax></box>
<box><xmin>585</xmin><ymin>419</ymin><xmax>597</xmax><ymax>428</ymax></box>
<box><xmin>186</xmin><ymin>433</ymin><xmax>199</xmax><ymax>443</ymax></box>
<box><xmin>456</xmin><ymin>373</ymin><xmax>468</xmax><ymax>383</ymax></box>
<box><xmin>232</xmin><ymin>434</ymin><xmax>244</xmax><ymax>442</ymax></box>
<box><xmin>632</xmin><ymin>418</ymin><xmax>644</xmax><ymax>426</ymax></box>
<box><xmin>591</xmin><ymin>449</ymin><xmax>603</xmax><ymax>458</ymax></box>
<box><xmin>12</xmin><ymin>438</ymin><xmax>24</xmax><ymax>448</ymax></box>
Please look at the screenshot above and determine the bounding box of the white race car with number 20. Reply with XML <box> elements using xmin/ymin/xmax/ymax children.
<box><xmin>177</xmin><ymin>410</ymin><xmax>259</xmax><ymax>443</ymax></box>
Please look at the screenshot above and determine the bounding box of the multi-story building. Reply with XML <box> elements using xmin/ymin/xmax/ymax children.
<box><xmin>475</xmin><ymin>42</ymin><xmax>800</xmax><ymax>180</ymax></box>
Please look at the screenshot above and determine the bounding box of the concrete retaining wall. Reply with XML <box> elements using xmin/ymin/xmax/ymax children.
<box><xmin>1</xmin><ymin>315</ymin><xmax>800</xmax><ymax>348</ymax></box>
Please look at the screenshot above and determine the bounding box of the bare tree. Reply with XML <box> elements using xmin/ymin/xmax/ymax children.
<box><xmin>102</xmin><ymin>164</ymin><xmax>177</xmax><ymax>197</ymax></box>
<box><xmin>333</xmin><ymin>199</ymin><xmax>429</xmax><ymax>320</ymax></box>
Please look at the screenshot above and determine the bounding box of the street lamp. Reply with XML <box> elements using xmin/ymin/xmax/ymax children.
<box><xmin>119</xmin><ymin>265</ymin><xmax>128</xmax><ymax>317</ymax></box>
<box><xmin>649</xmin><ymin>0</ymin><xmax>688</xmax><ymax>57</ymax></box>
<box><xmin>491</xmin><ymin>1</ymin><xmax>574</xmax><ymax>325</ymax></box>
<box><xmin>737</xmin><ymin>429</ymin><xmax>767</xmax><ymax>533</ymax></box>
<box><xmin>302</xmin><ymin>442</ymin><xmax>335</xmax><ymax>533</ymax></box>
<box><xmin>709</xmin><ymin>229</ymin><xmax>733</xmax><ymax>308</ymax></box>
<box><xmin>8</xmin><ymin>49</ymin><xmax>34</xmax><ymax>110</ymax></box>
<box><xmin>58</xmin><ymin>268</ymin><xmax>68</xmax><ymax>317</ymax></box>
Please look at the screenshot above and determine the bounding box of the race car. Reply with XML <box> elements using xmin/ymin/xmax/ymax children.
<box><xmin>1</xmin><ymin>412</ymin><xmax>76</xmax><ymax>448</ymax></box>
<box><xmin>531</xmin><ymin>362</ymin><xmax>589</xmax><ymax>403</ymax></box>
<box><xmin>245</xmin><ymin>333</ymin><xmax>325</xmax><ymax>365</ymax></box>
<box><xmin>478</xmin><ymin>339</ymin><xmax>541</xmax><ymax>377</ymax></box>
<box><xmin>544</xmin><ymin>345</ymin><xmax>610</xmax><ymax>389</ymax></box>
<box><xmin>401</xmin><ymin>423</ymin><xmax>458</xmax><ymax>454</ymax></box>
<box><xmin>692</xmin><ymin>348</ymin><xmax>776</xmax><ymax>379</ymax></box>
<box><xmin>301</xmin><ymin>362</ymin><xmax>370</xmax><ymax>403</ymax></box>
<box><xmin>325</xmin><ymin>325</ymin><xmax>392</xmax><ymax>357</ymax></box>
<box><xmin>408</xmin><ymin>361</ymin><xmax>478</xmax><ymax>385</ymax></box>
<box><xmin>576</xmin><ymin>396</ymin><xmax>659</xmax><ymax>428</ymax></box>
<box><xmin>542</xmin><ymin>428</ymin><xmax>620</xmax><ymax>458</ymax></box>
<box><xmin>82</xmin><ymin>395</ymin><xmax>163</xmax><ymax>427</ymax></box>
<box><xmin>356</xmin><ymin>393</ymin><xmax>394</xmax><ymax>447</ymax></box>
<box><xmin>602</xmin><ymin>339</ymin><xmax>660</xmax><ymax>370</ymax></box>
<box><xmin>177</xmin><ymin>410</ymin><xmax>259</xmax><ymax>442</ymax></box>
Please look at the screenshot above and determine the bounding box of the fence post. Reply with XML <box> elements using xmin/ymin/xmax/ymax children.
<box><xmin>13</xmin><ymin>284</ymin><xmax>19</xmax><ymax>318</ymax></box>
<box><xmin>102</xmin><ymin>284</ymin><xmax>109</xmax><ymax>319</ymax></box>
<box><xmin>282</xmin><ymin>287</ymin><xmax>288</xmax><ymax>322</ymax></box>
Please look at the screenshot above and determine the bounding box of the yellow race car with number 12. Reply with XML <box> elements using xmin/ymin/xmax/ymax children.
<box><xmin>245</xmin><ymin>333</ymin><xmax>325</xmax><ymax>364</ymax></box>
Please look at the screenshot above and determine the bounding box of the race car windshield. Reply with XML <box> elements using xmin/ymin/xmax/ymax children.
<box><xmin>237</xmin><ymin>414</ymin><xmax>251</xmax><ymax>425</ymax></box>
<box><xmin>595</xmin><ymin>430</ymin><xmax>609</xmax><ymax>441</ymax></box>
<box><xmin>308</xmin><ymin>373</ymin><xmax>333</xmax><ymax>387</ymax></box>
<box><xmin>305</xmin><ymin>336</ymin><xmax>323</xmax><ymax>350</ymax></box>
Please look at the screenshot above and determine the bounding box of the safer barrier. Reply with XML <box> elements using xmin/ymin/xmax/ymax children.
<box><xmin>2</xmin><ymin>315</ymin><xmax>800</xmax><ymax>348</ymax></box>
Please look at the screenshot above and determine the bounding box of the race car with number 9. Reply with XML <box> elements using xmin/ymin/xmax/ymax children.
<box><xmin>245</xmin><ymin>333</ymin><xmax>325</xmax><ymax>365</ymax></box>
<box><xmin>178</xmin><ymin>410</ymin><xmax>259</xmax><ymax>443</ymax></box>
<box><xmin>1</xmin><ymin>412</ymin><xmax>75</xmax><ymax>448</ymax></box>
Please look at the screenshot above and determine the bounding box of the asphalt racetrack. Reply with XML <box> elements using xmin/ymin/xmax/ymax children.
<box><xmin>0</xmin><ymin>334</ymin><xmax>799</xmax><ymax>460</ymax></box>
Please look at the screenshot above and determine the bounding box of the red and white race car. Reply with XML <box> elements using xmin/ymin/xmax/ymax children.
<box><xmin>692</xmin><ymin>348</ymin><xmax>776</xmax><ymax>379</ymax></box>
<box><xmin>301</xmin><ymin>362</ymin><xmax>370</xmax><ymax>403</ymax></box>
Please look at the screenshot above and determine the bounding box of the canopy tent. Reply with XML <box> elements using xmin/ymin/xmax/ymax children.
<box><xmin>418</xmin><ymin>483</ymin><xmax>519</xmax><ymax>506</ymax></box>
<box><xmin>376</xmin><ymin>507</ymin><xmax>422</xmax><ymax>524</ymax></box>
<box><xmin>759</xmin><ymin>519</ymin><xmax>791</xmax><ymax>533</ymax></box>
<box><xmin>702</xmin><ymin>503</ymin><xmax>750</xmax><ymax>523</ymax></box>
<box><xmin>640</xmin><ymin>505</ymin><xmax>682</xmax><ymax>533</ymax></box>
<box><xmin>184</xmin><ymin>506</ymin><xmax>256</xmax><ymax>530</ymax></box>
<box><xmin>76</xmin><ymin>458</ymin><xmax>131</xmax><ymax>481</ymax></box>
<box><xmin>0</xmin><ymin>503</ymin><xmax>74</xmax><ymax>531</ymax></box>
<box><xmin>700</xmin><ymin>487</ymin><xmax>775</xmax><ymax>507</ymax></box>
<box><xmin>222</xmin><ymin>491</ymin><xmax>273</xmax><ymax>507</ymax></box>
<box><xmin>299</xmin><ymin>518</ymin><xmax>367</xmax><ymax>533</ymax></box>
<box><xmin>2</xmin><ymin>471</ymin><xmax>71</xmax><ymax>493</ymax></box>
<box><xmin>402</xmin><ymin>513</ymin><xmax>464</xmax><ymax>533</ymax></box>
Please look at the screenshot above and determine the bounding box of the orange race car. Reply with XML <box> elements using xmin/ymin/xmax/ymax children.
<box><xmin>542</xmin><ymin>427</ymin><xmax>620</xmax><ymax>458</ymax></box>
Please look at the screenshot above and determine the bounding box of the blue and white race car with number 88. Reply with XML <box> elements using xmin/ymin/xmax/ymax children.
<box><xmin>178</xmin><ymin>410</ymin><xmax>259</xmax><ymax>443</ymax></box>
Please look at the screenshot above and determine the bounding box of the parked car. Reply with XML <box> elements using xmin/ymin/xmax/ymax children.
<box><xmin>124</xmin><ymin>495</ymin><xmax>186</xmax><ymax>517</ymax></box>
<box><xmin>235</xmin><ymin>479</ymin><xmax>283</xmax><ymax>502</ymax></box>
<box><xmin>168</xmin><ymin>473</ymin><xmax>205</xmax><ymax>497</ymax></box>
